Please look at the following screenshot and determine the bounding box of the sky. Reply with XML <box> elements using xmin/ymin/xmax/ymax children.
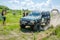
<box><xmin>0</xmin><ymin>0</ymin><xmax>60</xmax><ymax>11</ymax></box>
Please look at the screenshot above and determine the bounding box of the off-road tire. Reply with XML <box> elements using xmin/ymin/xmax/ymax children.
<box><xmin>33</xmin><ymin>23</ymin><xmax>39</xmax><ymax>31</ymax></box>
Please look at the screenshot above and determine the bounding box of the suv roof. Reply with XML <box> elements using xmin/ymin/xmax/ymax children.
<box><xmin>41</xmin><ymin>11</ymin><xmax>50</xmax><ymax>15</ymax></box>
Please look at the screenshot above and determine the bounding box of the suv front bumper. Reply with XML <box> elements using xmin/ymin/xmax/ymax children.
<box><xmin>20</xmin><ymin>22</ymin><xmax>35</xmax><ymax>26</ymax></box>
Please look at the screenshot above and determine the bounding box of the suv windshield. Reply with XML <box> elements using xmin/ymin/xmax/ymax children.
<box><xmin>29</xmin><ymin>12</ymin><xmax>41</xmax><ymax>16</ymax></box>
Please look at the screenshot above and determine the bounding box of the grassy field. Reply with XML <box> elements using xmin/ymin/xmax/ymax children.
<box><xmin>0</xmin><ymin>11</ymin><xmax>22</xmax><ymax>35</ymax></box>
<box><xmin>0</xmin><ymin>9</ymin><xmax>60</xmax><ymax>40</ymax></box>
<box><xmin>0</xmin><ymin>10</ymin><xmax>39</xmax><ymax>40</ymax></box>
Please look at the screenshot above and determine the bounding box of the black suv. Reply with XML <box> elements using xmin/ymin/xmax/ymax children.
<box><xmin>20</xmin><ymin>11</ymin><xmax>50</xmax><ymax>31</ymax></box>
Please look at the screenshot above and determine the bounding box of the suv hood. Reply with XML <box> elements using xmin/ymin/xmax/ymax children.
<box><xmin>21</xmin><ymin>16</ymin><xmax>41</xmax><ymax>21</ymax></box>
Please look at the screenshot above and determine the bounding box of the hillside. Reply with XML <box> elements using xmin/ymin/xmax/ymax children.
<box><xmin>0</xmin><ymin>5</ymin><xmax>10</xmax><ymax>12</ymax></box>
<box><xmin>0</xmin><ymin>5</ymin><xmax>9</xmax><ymax>10</ymax></box>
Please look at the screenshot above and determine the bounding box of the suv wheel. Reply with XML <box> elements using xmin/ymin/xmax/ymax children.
<box><xmin>31</xmin><ymin>24</ymin><xmax>39</xmax><ymax>31</ymax></box>
<box><xmin>45</xmin><ymin>19</ymin><xmax>50</xmax><ymax>25</ymax></box>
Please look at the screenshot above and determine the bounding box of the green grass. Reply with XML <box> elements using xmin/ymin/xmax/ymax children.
<box><xmin>55</xmin><ymin>25</ymin><xmax>60</xmax><ymax>38</ymax></box>
<box><xmin>0</xmin><ymin>12</ymin><xmax>22</xmax><ymax>35</ymax></box>
<box><xmin>0</xmin><ymin>11</ymin><xmax>39</xmax><ymax>40</ymax></box>
<box><xmin>0</xmin><ymin>9</ymin><xmax>60</xmax><ymax>40</ymax></box>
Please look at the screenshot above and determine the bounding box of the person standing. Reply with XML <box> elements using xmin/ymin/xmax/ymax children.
<box><xmin>1</xmin><ymin>9</ymin><xmax>7</xmax><ymax>25</ymax></box>
<box><xmin>23</xmin><ymin>11</ymin><xmax>26</xmax><ymax>17</ymax></box>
